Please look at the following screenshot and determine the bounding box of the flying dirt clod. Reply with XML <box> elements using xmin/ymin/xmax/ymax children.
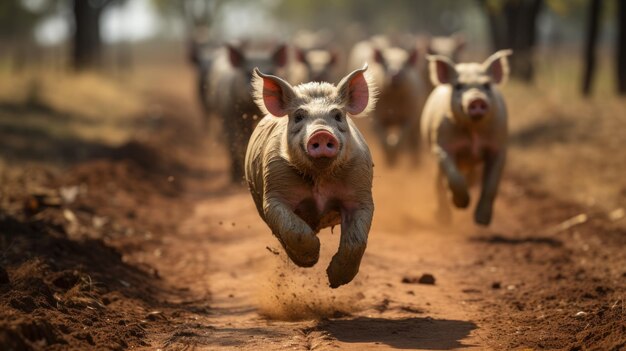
<box><xmin>244</xmin><ymin>65</ymin><xmax>376</xmax><ymax>288</ymax></box>
<box><xmin>421</xmin><ymin>49</ymin><xmax>512</xmax><ymax>226</ymax></box>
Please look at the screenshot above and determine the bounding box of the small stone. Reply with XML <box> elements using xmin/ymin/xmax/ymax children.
<box><xmin>574</xmin><ymin>311</ymin><xmax>587</xmax><ymax>318</ymax></box>
<box><xmin>418</xmin><ymin>274</ymin><xmax>436</xmax><ymax>285</ymax></box>
<box><xmin>402</xmin><ymin>273</ymin><xmax>436</xmax><ymax>285</ymax></box>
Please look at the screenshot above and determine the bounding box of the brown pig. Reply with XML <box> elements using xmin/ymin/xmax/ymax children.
<box><xmin>420</xmin><ymin>50</ymin><xmax>512</xmax><ymax>226</ymax></box>
<box><xmin>245</xmin><ymin>66</ymin><xmax>376</xmax><ymax>288</ymax></box>
<box><xmin>348</xmin><ymin>38</ymin><xmax>426</xmax><ymax>165</ymax></box>
<box><xmin>417</xmin><ymin>34</ymin><xmax>467</xmax><ymax>93</ymax></box>
<box><xmin>209</xmin><ymin>43</ymin><xmax>288</xmax><ymax>182</ymax></box>
<box><xmin>297</xmin><ymin>48</ymin><xmax>339</xmax><ymax>83</ymax></box>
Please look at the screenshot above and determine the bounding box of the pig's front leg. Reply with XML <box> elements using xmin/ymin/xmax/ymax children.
<box><xmin>435</xmin><ymin>169</ymin><xmax>452</xmax><ymax>224</ymax></box>
<box><xmin>327</xmin><ymin>204</ymin><xmax>373</xmax><ymax>288</ymax></box>
<box><xmin>474</xmin><ymin>149</ymin><xmax>506</xmax><ymax>226</ymax></box>
<box><xmin>434</xmin><ymin>146</ymin><xmax>469</xmax><ymax>208</ymax></box>
<box><xmin>264</xmin><ymin>198</ymin><xmax>320</xmax><ymax>267</ymax></box>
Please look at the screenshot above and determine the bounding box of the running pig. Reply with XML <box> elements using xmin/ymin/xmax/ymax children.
<box><xmin>245</xmin><ymin>66</ymin><xmax>376</xmax><ymax>288</ymax></box>
<box><xmin>421</xmin><ymin>50</ymin><xmax>512</xmax><ymax>225</ymax></box>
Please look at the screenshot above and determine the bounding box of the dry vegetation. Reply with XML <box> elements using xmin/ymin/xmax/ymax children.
<box><xmin>505</xmin><ymin>53</ymin><xmax>626</xmax><ymax>213</ymax></box>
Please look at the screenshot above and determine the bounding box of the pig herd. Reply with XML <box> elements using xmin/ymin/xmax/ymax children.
<box><xmin>190</xmin><ymin>34</ymin><xmax>512</xmax><ymax>288</ymax></box>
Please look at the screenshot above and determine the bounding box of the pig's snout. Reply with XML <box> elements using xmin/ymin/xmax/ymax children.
<box><xmin>467</xmin><ymin>98</ymin><xmax>489</xmax><ymax>120</ymax></box>
<box><xmin>307</xmin><ymin>130</ymin><xmax>339</xmax><ymax>159</ymax></box>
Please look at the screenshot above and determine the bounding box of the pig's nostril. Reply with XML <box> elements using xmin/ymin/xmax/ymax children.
<box><xmin>312</xmin><ymin>143</ymin><xmax>320</xmax><ymax>149</ymax></box>
<box><xmin>327</xmin><ymin>143</ymin><xmax>334</xmax><ymax>148</ymax></box>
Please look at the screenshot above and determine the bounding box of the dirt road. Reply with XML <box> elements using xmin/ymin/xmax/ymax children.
<box><xmin>0</xmin><ymin>69</ymin><xmax>624</xmax><ymax>350</ymax></box>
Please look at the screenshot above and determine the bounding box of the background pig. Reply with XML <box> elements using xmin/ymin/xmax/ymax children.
<box><xmin>348</xmin><ymin>38</ymin><xmax>427</xmax><ymax>165</ymax></box>
<box><xmin>417</xmin><ymin>33</ymin><xmax>467</xmax><ymax>94</ymax></box>
<box><xmin>209</xmin><ymin>43</ymin><xmax>288</xmax><ymax>182</ymax></box>
<box><xmin>187</xmin><ymin>32</ymin><xmax>218</xmax><ymax>130</ymax></box>
<box><xmin>245</xmin><ymin>66</ymin><xmax>376</xmax><ymax>288</ymax></box>
<box><xmin>296</xmin><ymin>48</ymin><xmax>339</xmax><ymax>83</ymax></box>
<box><xmin>291</xmin><ymin>30</ymin><xmax>341</xmax><ymax>83</ymax></box>
<box><xmin>421</xmin><ymin>50</ymin><xmax>512</xmax><ymax>226</ymax></box>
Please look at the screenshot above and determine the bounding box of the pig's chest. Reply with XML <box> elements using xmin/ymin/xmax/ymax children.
<box><xmin>289</xmin><ymin>181</ymin><xmax>351</xmax><ymax>232</ymax></box>
<box><xmin>446</xmin><ymin>132</ymin><xmax>497</xmax><ymax>167</ymax></box>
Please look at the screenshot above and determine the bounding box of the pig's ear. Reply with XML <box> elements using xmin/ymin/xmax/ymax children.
<box><xmin>328</xmin><ymin>50</ymin><xmax>338</xmax><ymax>66</ymax></box>
<box><xmin>295</xmin><ymin>48</ymin><xmax>308</xmax><ymax>64</ymax></box>
<box><xmin>337</xmin><ymin>64</ymin><xmax>376</xmax><ymax>116</ymax></box>
<box><xmin>406</xmin><ymin>48</ymin><xmax>418</xmax><ymax>67</ymax></box>
<box><xmin>373</xmin><ymin>48</ymin><xmax>385</xmax><ymax>65</ymax></box>
<box><xmin>272</xmin><ymin>44</ymin><xmax>288</xmax><ymax>68</ymax></box>
<box><xmin>252</xmin><ymin>68</ymin><xmax>296</xmax><ymax>117</ymax></box>
<box><xmin>453</xmin><ymin>32</ymin><xmax>467</xmax><ymax>53</ymax></box>
<box><xmin>482</xmin><ymin>49</ymin><xmax>512</xmax><ymax>85</ymax></box>
<box><xmin>226</xmin><ymin>44</ymin><xmax>245</xmax><ymax>67</ymax></box>
<box><xmin>427</xmin><ymin>55</ymin><xmax>457</xmax><ymax>86</ymax></box>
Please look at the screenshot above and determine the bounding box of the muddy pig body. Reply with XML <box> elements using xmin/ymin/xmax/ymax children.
<box><xmin>421</xmin><ymin>50</ymin><xmax>512</xmax><ymax>226</ymax></box>
<box><xmin>245</xmin><ymin>66</ymin><xmax>376</xmax><ymax>288</ymax></box>
<box><xmin>349</xmin><ymin>38</ymin><xmax>426</xmax><ymax>165</ymax></box>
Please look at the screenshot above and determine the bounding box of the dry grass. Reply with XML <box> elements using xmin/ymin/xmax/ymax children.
<box><xmin>0</xmin><ymin>68</ymin><xmax>144</xmax><ymax>152</ymax></box>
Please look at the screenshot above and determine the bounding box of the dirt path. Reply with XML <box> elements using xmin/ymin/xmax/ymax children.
<box><xmin>142</xmin><ymin>155</ymin><xmax>486</xmax><ymax>350</ymax></box>
<box><xmin>116</xmin><ymin>92</ymin><xmax>624</xmax><ymax>350</ymax></box>
<box><xmin>1</xmin><ymin>71</ymin><xmax>624</xmax><ymax>350</ymax></box>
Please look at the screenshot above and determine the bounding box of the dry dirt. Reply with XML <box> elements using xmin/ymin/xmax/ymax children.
<box><xmin>0</xmin><ymin>67</ymin><xmax>624</xmax><ymax>351</ymax></box>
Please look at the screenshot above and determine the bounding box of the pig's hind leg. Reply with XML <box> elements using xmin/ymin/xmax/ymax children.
<box><xmin>475</xmin><ymin>150</ymin><xmax>506</xmax><ymax>226</ymax></box>
<box><xmin>327</xmin><ymin>205</ymin><xmax>373</xmax><ymax>288</ymax></box>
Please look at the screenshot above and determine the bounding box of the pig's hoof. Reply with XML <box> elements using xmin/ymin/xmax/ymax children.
<box><xmin>474</xmin><ymin>210</ymin><xmax>492</xmax><ymax>226</ymax></box>
<box><xmin>326</xmin><ymin>252</ymin><xmax>362</xmax><ymax>288</ymax></box>
<box><xmin>452</xmin><ymin>191</ymin><xmax>470</xmax><ymax>209</ymax></box>
<box><xmin>327</xmin><ymin>264</ymin><xmax>357</xmax><ymax>289</ymax></box>
<box><xmin>283</xmin><ymin>233</ymin><xmax>320</xmax><ymax>268</ymax></box>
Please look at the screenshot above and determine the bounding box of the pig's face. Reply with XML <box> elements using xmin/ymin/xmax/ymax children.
<box><xmin>373</xmin><ymin>47</ymin><xmax>418</xmax><ymax>87</ymax></box>
<box><xmin>227</xmin><ymin>44</ymin><xmax>288</xmax><ymax>83</ymax></box>
<box><xmin>252</xmin><ymin>66</ymin><xmax>375</xmax><ymax>173</ymax></box>
<box><xmin>427</xmin><ymin>34</ymin><xmax>466</xmax><ymax>62</ymax></box>
<box><xmin>297</xmin><ymin>49</ymin><xmax>338</xmax><ymax>82</ymax></box>
<box><xmin>428</xmin><ymin>50</ymin><xmax>512</xmax><ymax>126</ymax></box>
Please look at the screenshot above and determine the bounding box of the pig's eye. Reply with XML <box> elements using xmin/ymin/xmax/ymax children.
<box><xmin>293</xmin><ymin>109</ymin><xmax>305</xmax><ymax>123</ymax></box>
<box><xmin>333</xmin><ymin>110</ymin><xmax>343</xmax><ymax>122</ymax></box>
<box><xmin>453</xmin><ymin>83</ymin><xmax>464</xmax><ymax>91</ymax></box>
<box><xmin>483</xmin><ymin>83</ymin><xmax>491</xmax><ymax>91</ymax></box>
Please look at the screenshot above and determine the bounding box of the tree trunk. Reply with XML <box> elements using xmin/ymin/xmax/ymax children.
<box><xmin>72</xmin><ymin>0</ymin><xmax>107</xmax><ymax>70</ymax></box>
<box><xmin>479</xmin><ymin>0</ymin><xmax>543</xmax><ymax>82</ymax></box>
<box><xmin>583</xmin><ymin>0</ymin><xmax>602</xmax><ymax>96</ymax></box>
<box><xmin>617</xmin><ymin>0</ymin><xmax>626</xmax><ymax>94</ymax></box>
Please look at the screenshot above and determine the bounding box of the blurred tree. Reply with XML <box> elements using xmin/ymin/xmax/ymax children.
<box><xmin>618</xmin><ymin>0</ymin><xmax>626</xmax><ymax>94</ymax></box>
<box><xmin>479</xmin><ymin>0</ymin><xmax>543</xmax><ymax>82</ymax></box>
<box><xmin>72</xmin><ymin>0</ymin><xmax>120</xmax><ymax>70</ymax></box>
<box><xmin>0</xmin><ymin>0</ymin><xmax>58</xmax><ymax>70</ymax></box>
<box><xmin>582</xmin><ymin>0</ymin><xmax>602</xmax><ymax>96</ymax></box>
